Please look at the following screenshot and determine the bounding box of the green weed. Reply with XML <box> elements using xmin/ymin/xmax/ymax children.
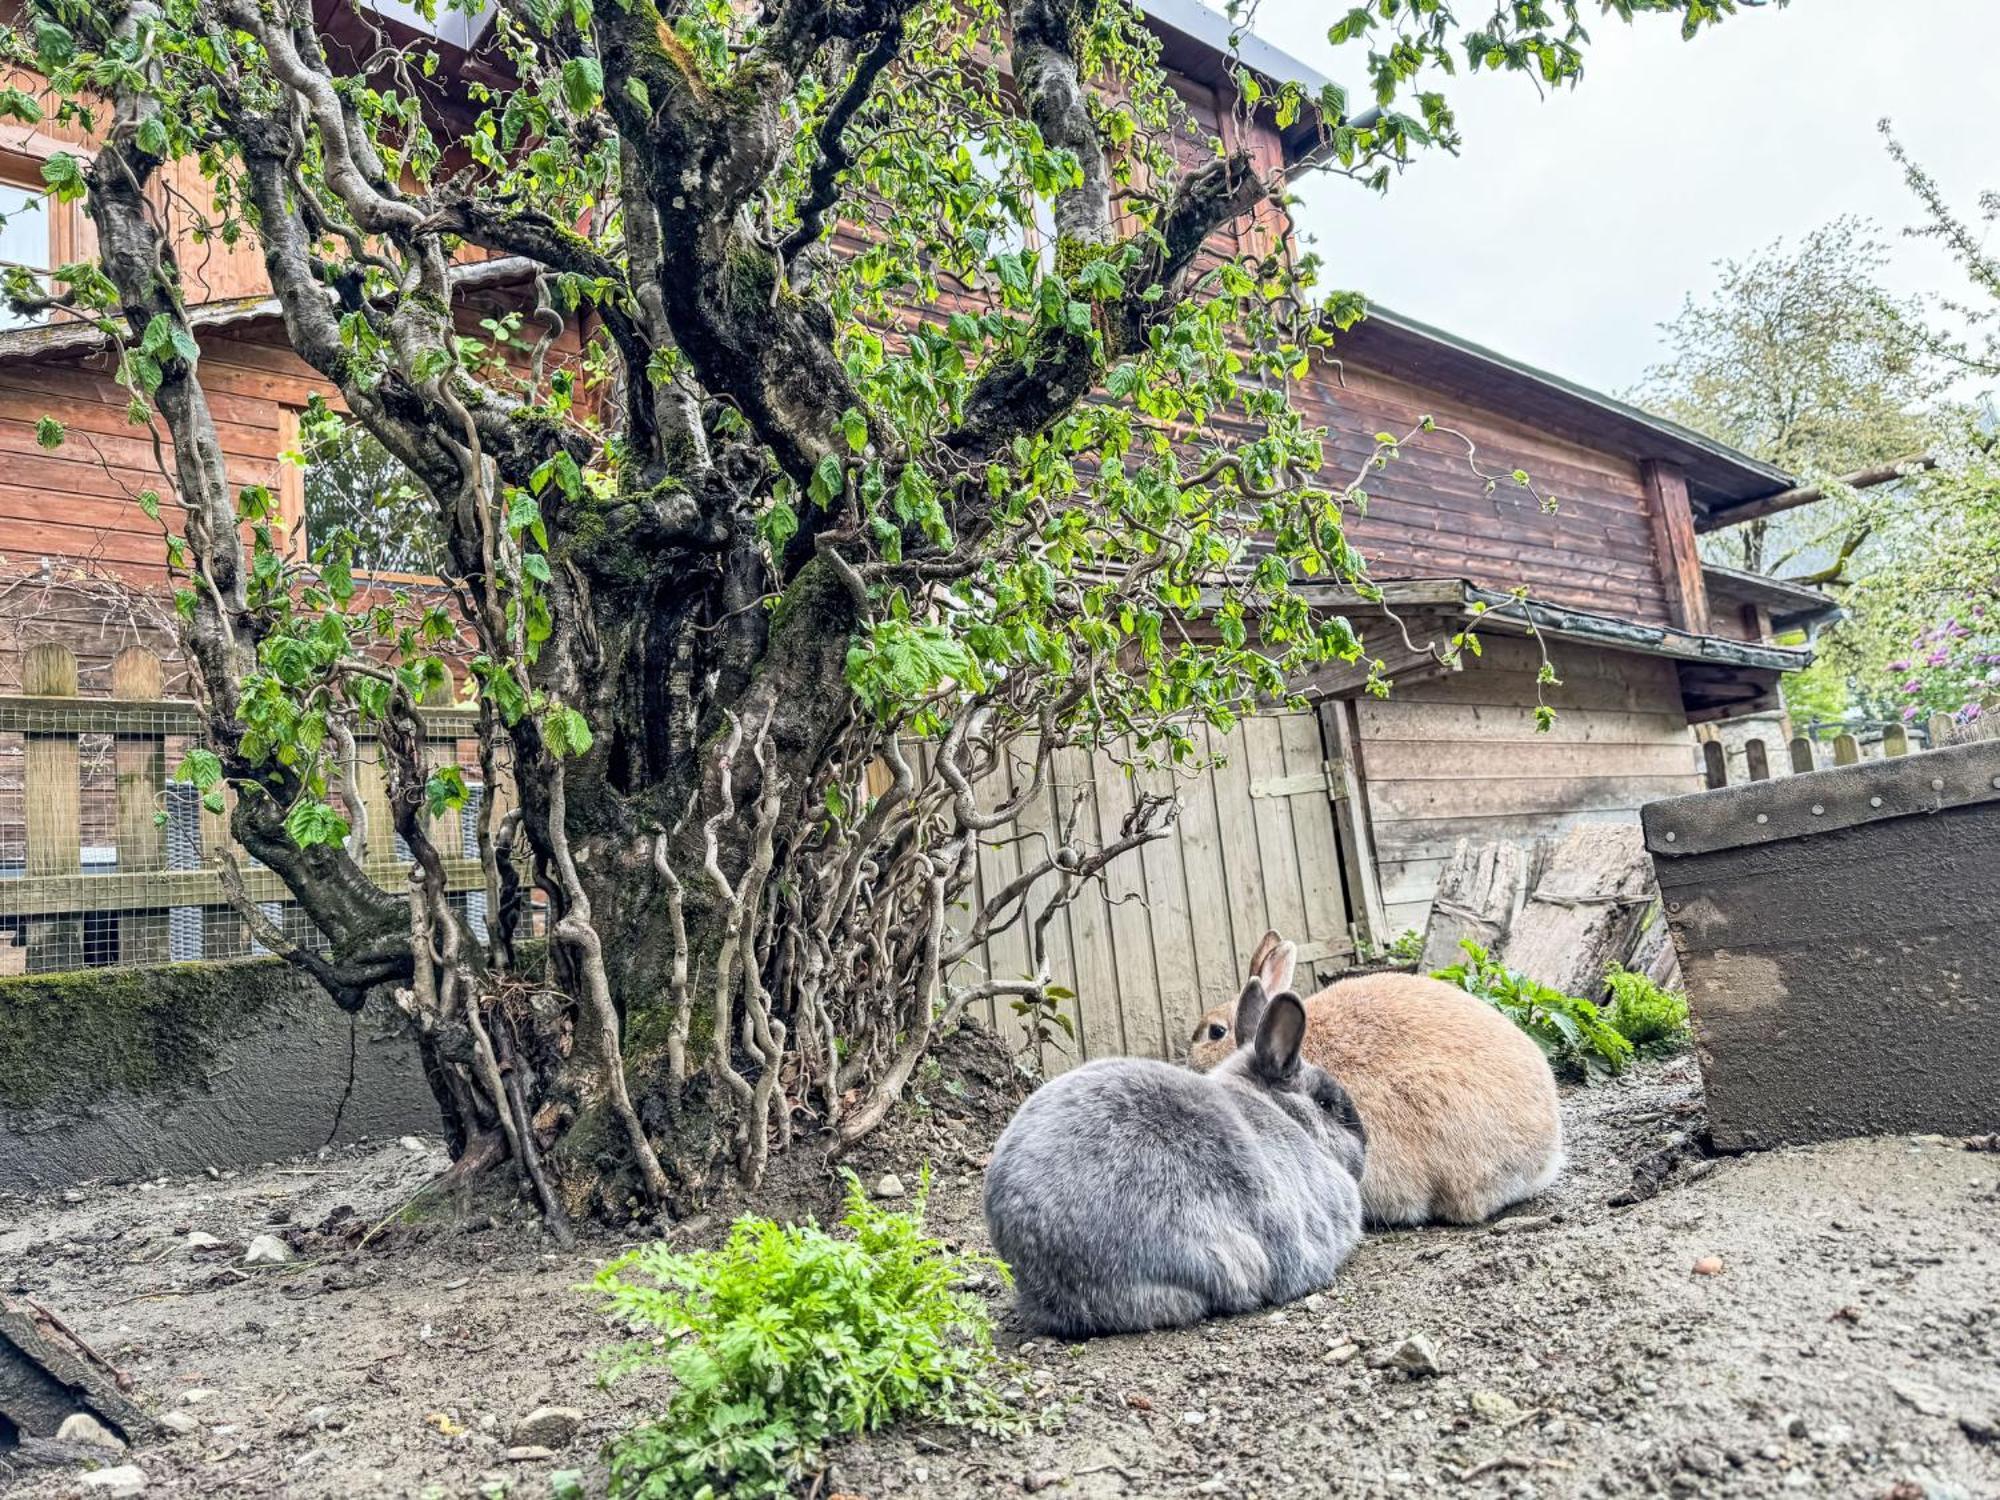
<box><xmin>1431</xmin><ymin>939</ymin><xmax>1634</xmax><ymax>1079</ymax></box>
<box><xmin>592</xmin><ymin>1170</ymin><xmax>1012</xmax><ymax>1499</ymax></box>
<box><xmin>1604</xmin><ymin>963</ymin><xmax>1691</xmax><ymax>1053</ymax></box>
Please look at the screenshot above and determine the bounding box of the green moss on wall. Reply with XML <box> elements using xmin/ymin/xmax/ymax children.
<box><xmin>0</xmin><ymin>958</ymin><xmax>306</xmax><ymax>1112</ymax></box>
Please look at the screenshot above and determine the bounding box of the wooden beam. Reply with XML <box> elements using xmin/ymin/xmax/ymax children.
<box><xmin>1641</xmin><ymin>459</ymin><xmax>1710</xmax><ymax>634</ymax></box>
<box><xmin>1698</xmin><ymin>456</ymin><xmax>1935</xmax><ymax>532</ymax></box>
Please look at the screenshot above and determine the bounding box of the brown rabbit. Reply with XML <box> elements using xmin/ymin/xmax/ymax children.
<box><xmin>1187</xmin><ymin>931</ymin><xmax>1561</xmax><ymax>1226</ymax></box>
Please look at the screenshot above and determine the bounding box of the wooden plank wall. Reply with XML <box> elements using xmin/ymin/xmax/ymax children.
<box><xmin>954</xmin><ymin>711</ymin><xmax>1355</xmax><ymax>1075</ymax></box>
<box><xmin>1299</xmin><ymin>363</ymin><xmax>1673</xmax><ymax>626</ymax></box>
<box><xmin>1353</xmin><ymin>636</ymin><xmax>1705</xmax><ymax>935</ymax></box>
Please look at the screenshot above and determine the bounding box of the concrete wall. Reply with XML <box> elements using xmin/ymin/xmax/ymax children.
<box><xmin>0</xmin><ymin>958</ymin><xmax>434</xmax><ymax>1193</ymax></box>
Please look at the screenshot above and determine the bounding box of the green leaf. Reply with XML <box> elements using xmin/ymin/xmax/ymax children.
<box><xmin>285</xmin><ymin>799</ymin><xmax>351</xmax><ymax>850</ymax></box>
<box><xmin>840</xmin><ymin>408</ymin><xmax>868</xmax><ymax>453</ymax></box>
<box><xmin>135</xmin><ymin>114</ymin><xmax>168</xmax><ymax>158</ymax></box>
<box><xmin>560</xmin><ymin>57</ymin><xmax>604</xmax><ymax>114</ymax></box>
<box><xmin>808</xmin><ymin>452</ymin><xmax>844</xmax><ymax>508</ymax></box>
<box><xmin>40</xmin><ymin>152</ymin><xmax>84</xmax><ymax>202</ymax></box>
<box><xmin>35</xmin><ymin>416</ymin><xmax>65</xmax><ymax>450</ymax></box>
<box><xmin>521</xmin><ymin>551</ymin><xmax>553</xmax><ymax>583</ymax></box>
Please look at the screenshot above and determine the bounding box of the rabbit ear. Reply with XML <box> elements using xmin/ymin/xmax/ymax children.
<box><xmin>1247</xmin><ymin>930</ymin><xmax>1282</xmax><ymax>976</ymax></box>
<box><xmin>1249</xmin><ymin>992</ymin><xmax>1308</xmax><ymax>1083</ymax></box>
<box><xmin>1257</xmin><ymin>938</ymin><xmax>1297</xmax><ymax>997</ymax></box>
<box><xmin>1233</xmin><ymin>978</ymin><xmax>1270</xmax><ymax>1043</ymax></box>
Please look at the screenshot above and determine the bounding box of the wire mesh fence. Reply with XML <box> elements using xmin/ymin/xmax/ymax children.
<box><xmin>0</xmin><ymin>640</ymin><xmax>526</xmax><ymax>977</ymax></box>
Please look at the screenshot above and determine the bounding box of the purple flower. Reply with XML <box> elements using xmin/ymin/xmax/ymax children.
<box><xmin>1888</xmin><ymin>659</ymin><xmax>1911</xmax><ymax>672</ymax></box>
<box><xmin>1902</xmin><ymin>704</ymin><xmax>1921</xmax><ymax>721</ymax></box>
<box><xmin>1903</xmin><ymin>678</ymin><xmax>1925</xmax><ymax>693</ymax></box>
<box><xmin>1927</xmin><ymin>649</ymin><xmax>1951</xmax><ymax>667</ymax></box>
<box><xmin>1960</xmin><ymin>703</ymin><xmax>1985</xmax><ymax>723</ymax></box>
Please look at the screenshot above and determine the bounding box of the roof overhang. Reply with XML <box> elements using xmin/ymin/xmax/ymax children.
<box><xmin>1328</xmin><ymin>307</ymin><xmax>1799</xmax><ymax>517</ymax></box>
<box><xmin>0</xmin><ymin>256</ymin><xmax>541</xmax><ymax>367</ymax></box>
<box><xmin>1269</xmin><ymin>578</ymin><xmax>1810</xmax><ymax>725</ymax></box>
<box><xmin>1136</xmin><ymin>0</ymin><xmax>1341</xmax><ymax>164</ymax></box>
<box><xmin>1702</xmin><ymin>563</ymin><xmax>1843</xmax><ymax>637</ymax></box>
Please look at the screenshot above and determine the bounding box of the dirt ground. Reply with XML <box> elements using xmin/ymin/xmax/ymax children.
<box><xmin>3</xmin><ymin>1030</ymin><xmax>1998</xmax><ymax>1500</ymax></box>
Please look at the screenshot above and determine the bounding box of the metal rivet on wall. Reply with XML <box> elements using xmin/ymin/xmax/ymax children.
<box><xmin>1811</xmin><ymin>804</ymin><xmax>1825</xmax><ymax>816</ymax></box>
<box><xmin>1869</xmin><ymin>796</ymin><xmax>1883</xmax><ymax>809</ymax></box>
<box><xmin>1755</xmin><ymin>813</ymin><xmax>1769</xmax><ymax>825</ymax></box>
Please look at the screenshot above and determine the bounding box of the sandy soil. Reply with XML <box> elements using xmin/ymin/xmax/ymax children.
<box><xmin>3</xmin><ymin>1033</ymin><xmax>1997</xmax><ymax>1500</ymax></box>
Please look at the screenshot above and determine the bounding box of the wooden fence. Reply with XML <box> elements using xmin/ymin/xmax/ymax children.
<box><xmin>0</xmin><ymin>642</ymin><xmax>508</xmax><ymax>975</ymax></box>
<box><xmin>1699</xmin><ymin>712</ymin><xmax>1999</xmax><ymax>790</ymax></box>
<box><xmin>949</xmin><ymin>710</ymin><xmax>1367</xmax><ymax>1073</ymax></box>
<box><xmin>1</xmin><ymin>647</ymin><xmax>1369</xmax><ymax>1074</ymax></box>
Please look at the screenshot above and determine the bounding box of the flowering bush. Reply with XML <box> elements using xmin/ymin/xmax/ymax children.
<box><xmin>1888</xmin><ymin>608</ymin><xmax>2000</xmax><ymax>727</ymax></box>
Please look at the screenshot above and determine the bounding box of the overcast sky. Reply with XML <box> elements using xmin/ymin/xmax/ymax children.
<box><xmin>1243</xmin><ymin>0</ymin><xmax>2000</xmax><ymax>398</ymax></box>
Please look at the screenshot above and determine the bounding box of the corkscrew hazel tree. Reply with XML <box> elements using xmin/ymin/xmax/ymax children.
<box><xmin>3</xmin><ymin>0</ymin><xmax>1766</xmax><ymax>1226</ymax></box>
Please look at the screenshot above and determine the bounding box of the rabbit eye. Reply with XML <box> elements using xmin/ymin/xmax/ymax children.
<box><xmin>1205</xmin><ymin>1022</ymin><xmax>1228</xmax><ymax>1041</ymax></box>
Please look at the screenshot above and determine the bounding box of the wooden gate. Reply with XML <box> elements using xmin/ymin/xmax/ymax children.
<box><xmin>954</xmin><ymin>710</ymin><xmax>1369</xmax><ymax>1072</ymax></box>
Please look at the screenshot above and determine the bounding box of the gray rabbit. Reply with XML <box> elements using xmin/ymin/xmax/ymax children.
<box><xmin>983</xmin><ymin>980</ymin><xmax>1368</xmax><ymax>1337</ymax></box>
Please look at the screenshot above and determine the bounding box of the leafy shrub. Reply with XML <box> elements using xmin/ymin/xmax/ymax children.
<box><xmin>1431</xmin><ymin>940</ymin><xmax>1634</xmax><ymax>1079</ymax></box>
<box><xmin>593</xmin><ymin>1170</ymin><xmax>1011</xmax><ymax>1499</ymax></box>
<box><xmin>1604</xmin><ymin>963</ymin><xmax>1691</xmax><ymax>1053</ymax></box>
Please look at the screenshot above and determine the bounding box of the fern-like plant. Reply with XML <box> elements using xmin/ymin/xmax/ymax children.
<box><xmin>1603</xmin><ymin>963</ymin><xmax>1691</xmax><ymax>1053</ymax></box>
<box><xmin>1431</xmin><ymin>939</ymin><xmax>1634</xmax><ymax>1079</ymax></box>
<box><xmin>592</xmin><ymin>1170</ymin><xmax>1012</xmax><ymax>1499</ymax></box>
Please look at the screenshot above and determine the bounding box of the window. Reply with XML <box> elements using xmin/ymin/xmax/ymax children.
<box><xmin>290</xmin><ymin>407</ymin><xmax>449</xmax><ymax>577</ymax></box>
<box><xmin>971</xmin><ymin>137</ymin><xmax>1057</xmax><ymax>271</ymax></box>
<box><xmin>0</xmin><ymin>179</ymin><xmax>50</xmax><ymax>331</ymax></box>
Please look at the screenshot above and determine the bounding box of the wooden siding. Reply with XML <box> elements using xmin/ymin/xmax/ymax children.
<box><xmin>1301</xmin><ymin>361</ymin><xmax>1674</xmax><ymax>624</ymax></box>
<box><xmin>1352</xmin><ymin>635</ymin><xmax>1704</xmax><ymax>935</ymax></box>
<box><xmin>953</xmin><ymin>711</ymin><xmax>1356</xmax><ymax>1073</ymax></box>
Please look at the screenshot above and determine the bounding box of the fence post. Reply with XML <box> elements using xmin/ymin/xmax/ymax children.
<box><xmin>1833</xmin><ymin>732</ymin><xmax>1861</xmax><ymax>766</ymax></box>
<box><xmin>1744</xmin><ymin>738</ymin><xmax>1770</xmax><ymax>781</ymax></box>
<box><xmin>22</xmin><ymin>642</ymin><xmax>82</xmax><ymax>970</ymax></box>
<box><xmin>1927</xmin><ymin>713</ymin><xmax>1956</xmax><ymax>749</ymax></box>
<box><xmin>1701</xmin><ymin>739</ymin><xmax>1727</xmax><ymax>789</ymax></box>
<box><xmin>1881</xmin><ymin>723</ymin><xmax>1909</xmax><ymax>758</ymax></box>
<box><xmin>1789</xmin><ymin>736</ymin><xmax>1816</xmax><ymax>774</ymax></box>
<box><xmin>111</xmin><ymin>647</ymin><xmax>170</xmax><ymax>964</ymax></box>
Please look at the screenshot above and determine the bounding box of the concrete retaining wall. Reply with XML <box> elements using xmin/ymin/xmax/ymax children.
<box><xmin>0</xmin><ymin>958</ymin><xmax>434</xmax><ymax>1194</ymax></box>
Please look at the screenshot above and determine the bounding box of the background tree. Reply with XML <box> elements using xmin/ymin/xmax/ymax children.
<box><xmin>2</xmin><ymin>0</ymin><xmax>1764</xmax><ymax>1227</ymax></box>
<box><xmin>1632</xmin><ymin>143</ymin><xmax>1997</xmax><ymax>728</ymax></box>
<box><xmin>1630</xmin><ymin>216</ymin><xmax>1944</xmax><ymax>580</ymax></box>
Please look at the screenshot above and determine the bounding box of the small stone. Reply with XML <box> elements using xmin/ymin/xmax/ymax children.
<box><xmin>1388</xmin><ymin>1334</ymin><xmax>1443</xmax><ymax>1379</ymax></box>
<box><xmin>871</xmin><ymin>1172</ymin><xmax>906</xmax><ymax>1199</ymax></box>
<box><xmin>78</xmin><ymin>1467</ymin><xmax>148</xmax><ymax>1497</ymax></box>
<box><xmin>157</xmin><ymin>1411</ymin><xmax>199</xmax><ymax>1436</ymax></box>
<box><xmin>179</xmin><ymin>1389</ymin><xmax>218</xmax><ymax>1406</ymax></box>
<box><xmin>509</xmin><ymin>1406</ymin><xmax>584</xmax><ymax>1449</ymax></box>
<box><xmin>57</xmin><ymin>1413</ymin><xmax>126</xmax><ymax>1451</ymax></box>
<box><xmin>1195</xmin><ymin>1481</ymin><xmax>1230</xmax><ymax>1496</ymax></box>
<box><xmin>506</xmin><ymin>1446</ymin><xmax>556</xmax><ymax>1462</ymax></box>
<box><xmin>1960</xmin><ymin>1412</ymin><xmax>1999</xmax><ymax>1444</ymax></box>
<box><xmin>1324</xmin><ymin>1342</ymin><xmax>1360</xmax><ymax>1365</ymax></box>
<box><xmin>1692</xmin><ymin>1255</ymin><xmax>1724</xmax><ymax>1276</ymax></box>
<box><xmin>1023</xmin><ymin>1472</ymin><xmax>1064</xmax><ymax>1493</ymax></box>
<box><xmin>1179</xmin><ymin>1409</ymin><xmax>1206</xmax><ymax>1426</ymax></box>
<box><xmin>1488</xmin><ymin>1213</ymin><xmax>1554</xmax><ymax>1235</ymax></box>
<box><xmin>1470</xmin><ymin>1389</ymin><xmax>1523</xmax><ymax>1425</ymax></box>
<box><xmin>1301</xmin><ymin>1293</ymin><xmax>1327</xmax><ymax>1313</ymax></box>
<box><xmin>182</xmin><ymin>1231</ymin><xmax>223</xmax><ymax>1251</ymax></box>
<box><xmin>400</xmin><ymin>1135</ymin><xmax>429</xmax><ymax>1151</ymax></box>
<box><xmin>243</xmin><ymin>1233</ymin><xmax>292</xmax><ymax>1265</ymax></box>
<box><xmin>1681</xmin><ymin>1443</ymin><xmax>1723</xmax><ymax>1477</ymax></box>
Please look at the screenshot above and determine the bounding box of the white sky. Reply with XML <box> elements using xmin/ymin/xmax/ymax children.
<box><xmin>1245</xmin><ymin>0</ymin><xmax>2000</xmax><ymax>397</ymax></box>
